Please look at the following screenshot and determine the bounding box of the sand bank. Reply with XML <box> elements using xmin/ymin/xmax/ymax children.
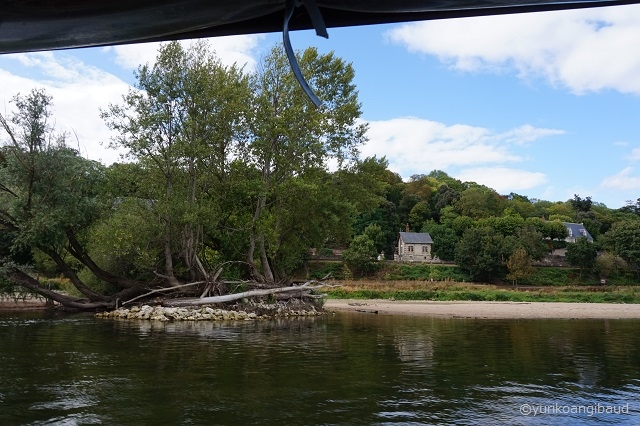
<box><xmin>324</xmin><ymin>299</ymin><xmax>640</xmax><ymax>319</ymax></box>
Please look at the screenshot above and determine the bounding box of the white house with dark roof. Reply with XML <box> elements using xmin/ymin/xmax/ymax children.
<box><xmin>563</xmin><ymin>222</ymin><xmax>593</xmax><ymax>243</ymax></box>
<box><xmin>396</xmin><ymin>232</ymin><xmax>433</xmax><ymax>262</ymax></box>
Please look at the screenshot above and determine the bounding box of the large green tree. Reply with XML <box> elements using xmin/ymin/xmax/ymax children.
<box><xmin>241</xmin><ymin>46</ymin><xmax>367</xmax><ymax>283</ymax></box>
<box><xmin>0</xmin><ymin>89</ymin><xmax>143</xmax><ymax>309</ymax></box>
<box><xmin>565</xmin><ymin>237</ymin><xmax>598</xmax><ymax>277</ymax></box>
<box><xmin>455</xmin><ymin>226</ymin><xmax>511</xmax><ymax>281</ymax></box>
<box><xmin>102</xmin><ymin>40</ymin><xmax>252</xmax><ymax>284</ymax></box>
<box><xmin>604</xmin><ymin>220</ymin><xmax>640</xmax><ymax>275</ymax></box>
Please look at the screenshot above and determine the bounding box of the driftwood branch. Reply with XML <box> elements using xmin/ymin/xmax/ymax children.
<box><xmin>163</xmin><ymin>281</ymin><xmax>339</xmax><ymax>308</ymax></box>
<box><xmin>122</xmin><ymin>281</ymin><xmax>205</xmax><ymax>306</ymax></box>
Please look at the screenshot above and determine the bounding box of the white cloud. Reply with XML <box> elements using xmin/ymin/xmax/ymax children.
<box><xmin>497</xmin><ymin>124</ymin><xmax>565</xmax><ymax>145</ymax></box>
<box><xmin>601</xmin><ymin>167</ymin><xmax>640</xmax><ymax>190</ymax></box>
<box><xmin>386</xmin><ymin>5</ymin><xmax>640</xmax><ymax>94</ymax></box>
<box><xmin>455</xmin><ymin>167</ymin><xmax>547</xmax><ymax>192</ymax></box>
<box><xmin>629</xmin><ymin>148</ymin><xmax>640</xmax><ymax>161</ymax></box>
<box><xmin>103</xmin><ymin>34</ymin><xmax>264</xmax><ymax>72</ymax></box>
<box><xmin>1</xmin><ymin>34</ymin><xmax>265</xmax><ymax>165</ymax></box>
<box><xmin>0</xmin><ymin>52</ymin><xmax>131</xmax><ymax>165</ymax></box>
<box><xmin>362</xmin><ymin>117</ymin><xmax>562</xmax><ymax>178</ymax></box>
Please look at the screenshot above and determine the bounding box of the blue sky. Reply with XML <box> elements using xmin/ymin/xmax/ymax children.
<box><xmin>2</xmin><ymin>5</ymin><xmax>640</xmax><ymax>208</ymax></box>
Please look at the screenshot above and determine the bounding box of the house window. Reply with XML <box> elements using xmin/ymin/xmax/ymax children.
<box><xmin>407</xmin><ymin>245</ymin><xmax>414</xmax><ymax>253</ymax></box>
<box><xmin>422</xmin><ymin>246</ymin><xmax>429</xmax><ymax>253</ymax></box>
<box><xmin>580</xmin><ymin>229</ymin><xmax>587</xmax><ymax>236</ymax></box>
<box><xmin>567</xmin><ymin>228</ymin><xmax>573</xmax><ymax>237</ymax></box>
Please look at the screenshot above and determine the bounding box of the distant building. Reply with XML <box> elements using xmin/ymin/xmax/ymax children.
<box><xmin>563</xmin><ymin>222</ymin><xmax>593</xmax><ymax>243</ymax></box>
<box><xmin>396</xmin><ymin>232</ymin><xmax>433</xmax><ymax>262</ymax></box>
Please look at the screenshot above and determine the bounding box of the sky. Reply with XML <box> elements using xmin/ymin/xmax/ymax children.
<box><xmin>2</xmin><ymin>5</ymin><xmax>640</xmax><ymax>209</ymax></box>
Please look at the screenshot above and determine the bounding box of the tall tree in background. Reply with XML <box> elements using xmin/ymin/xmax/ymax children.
<box><xmin>604</xmin><ymin>220</ymin><xmax>640</xmax><ymax>276</ymax></box>
<box><xmin>565</xmin><ymin>237</ymin><xmax>597</xmax><ymax>277</ymax></box>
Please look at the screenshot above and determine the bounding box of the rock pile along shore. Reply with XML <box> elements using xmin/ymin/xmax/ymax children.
<box><xmin>96</xmin><ymin>302</ymin><xmax>324</xmax><ymax>321</ymax></box>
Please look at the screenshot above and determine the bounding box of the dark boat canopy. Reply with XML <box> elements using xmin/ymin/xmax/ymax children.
<box><xmin>2</xmin><ymin>0</ymin><xmax>640</xmax><ymax>54</ymax></box>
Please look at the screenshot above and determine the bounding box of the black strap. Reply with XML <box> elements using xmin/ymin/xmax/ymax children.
<box><xmin>283</xmin><ymin>0</ymin><xmax>328</xmax><ymax>107</ymax></box>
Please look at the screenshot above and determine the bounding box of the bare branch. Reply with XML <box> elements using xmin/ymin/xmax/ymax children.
<box><xmin>163</xmin><ymin>280</ymin><xmax>340</xmax><ymax>308</ymax></box>
<box><xmin>122</xmin><ymin>281</ymin><xmax>206</xmax><ymax>306</ymax></box>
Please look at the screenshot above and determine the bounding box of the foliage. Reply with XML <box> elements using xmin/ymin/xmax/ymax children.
<box><xmin>240</xmin><ymin>45</ymin><xmax>367</xmax><ymax>282</ymax></box>
<box><xmin>343</xmin><ymin>233</ymin><xmax>379</xmax><ymax>276</ymax></box>
<box><xmin>455</xmin><ymin>227</ymin><xmax>511</xmax><ymax>281</ymax></box>
<box><xmin>381</xmin><ymin>264</ymin><xmax>470</xmax><ymax>282</ymax></box>
<box><xmin>594</xmin><ymin>252</ymin><xmax>628</xmax><ymax>278</ymax></box>
<box><xmin>604</xmin><ymin>220</ymin><xmax>640</xmax><ymax>273</ymax></box>
<box><xmin>421</xmin><ymin>222</ymin><xmax>458</xmax><ymax>261</ymax></box>
<box><xmin>101</xmin><ymin>40</ymin><xmax>252</xmax><ymax>284</ymax></box>
<box><xmin>0</xmin><ymin>88</ymin><xmax>123</xmax><ymax>308</ymax></box>
<box><xmin>505</xmin><ymin>248</ymin><xmax>534</xmax><ymax>285</ymax></box>
<box><xmin>565</xmin><ymin>237</ymin><xmax>597</xmax><ymax>277</ymax></box>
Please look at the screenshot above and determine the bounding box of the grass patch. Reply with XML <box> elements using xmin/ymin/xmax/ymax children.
<box><xmin>324</xmin><ymin>280</ymin><xmax>640</xmax><ymax>303</ymax></box>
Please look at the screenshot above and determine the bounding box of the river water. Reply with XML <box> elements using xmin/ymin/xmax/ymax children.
<box><xmin>1</xmin><ymin>310</ymin><xmax>639</xmax><ymax>425</ymax></box>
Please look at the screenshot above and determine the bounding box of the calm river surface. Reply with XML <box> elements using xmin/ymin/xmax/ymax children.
<box><xmin>1</xmin><ymin>310</ymin><xmax>639</xmax><ymax>425</ymax></box>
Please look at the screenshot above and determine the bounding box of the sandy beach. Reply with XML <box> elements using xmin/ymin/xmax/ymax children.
<box><xmin>0</xmin><ymin>298</ymin><xmax>51</xmax><ymax>311</ymax></box>
<box><xmin>325</xmin><ymin>299</ymin><xmax>640</xmax><ymax>319</ymax></box>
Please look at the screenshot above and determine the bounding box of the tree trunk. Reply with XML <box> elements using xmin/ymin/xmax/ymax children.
<box><xmin>6</xmin><ymin>266</ymin><xmax>114</xmax><ymax>310</ymax></box>
<box><xmin>40</xmin><ymin>247</ymin><xmax>109</xmax><ymax>301</ymax></box>
<box><xmin>66</xmin><ymin>231</ymin><xmax>141</xmax><ymax>288</ymax></box>
<box><xmin>162</xmin><ymin>283</ymin><xmax>322</xmax><ymax>307</ymax></box>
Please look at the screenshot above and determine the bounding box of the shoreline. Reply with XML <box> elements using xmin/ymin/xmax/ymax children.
<box><xmin>3</xmin><ymin>298</ymin><xmax>640</xmax><ymax>319</ymax></box>
<box><xmin>0</xmin><ymin>299</ymin><xmax>51</xmax><ymax>311</ymax></box>
<box><xmin>324</xmin><ymin>299</ymin><xmax>640</xmax><ymax>319</ymax></box>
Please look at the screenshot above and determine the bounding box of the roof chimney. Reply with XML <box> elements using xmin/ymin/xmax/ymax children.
<box><xmin>406</xmin><ymin>223</ymin><xmax>410</xmax><ymax>232</ymax></box>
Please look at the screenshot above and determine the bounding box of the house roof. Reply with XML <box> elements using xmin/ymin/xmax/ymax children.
<box><xmin>399</xmin><ymin>232</ymin><xmax>433</xmax><ymax>244</ymax></box>
<box><xmin>562</xmin><ymin>222</ymin><xmax>594</xmax><ymax>242</ymax></box>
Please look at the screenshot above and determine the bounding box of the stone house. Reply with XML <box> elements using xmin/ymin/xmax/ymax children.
<box><xmin>396</xmin><ymin>232</ymin><xmax>433</xmax><ymax>262</ymax></box>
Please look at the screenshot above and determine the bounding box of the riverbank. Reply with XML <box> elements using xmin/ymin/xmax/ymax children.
<box><xmin>324</xmin><ymin>299</ymin><xmax>640</xmax><ymax>319</ymax></box>
<box><xmin>0</xmin><ymin>298</ymin><xmax>51</xmax><ymax>310</ymax></box>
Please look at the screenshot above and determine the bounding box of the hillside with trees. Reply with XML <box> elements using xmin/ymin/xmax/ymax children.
<box><xmin>1</xmin><ymin>41</ymin><xmax>639</xmax><ymax>310</ymax></box>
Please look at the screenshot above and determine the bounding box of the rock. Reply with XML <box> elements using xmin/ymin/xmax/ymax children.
<box><xmin>96</xmin><ymin>301</ymin><xmax>326</xmax><ymax>322</ymax></box>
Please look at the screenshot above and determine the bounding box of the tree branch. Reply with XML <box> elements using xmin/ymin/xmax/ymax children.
<box><xmin>162</xmin><ymin>280</ymin><xmax>339</xmax><ymax>307</ymax></box>
<box><xmin>122</xmin><ymin>281</ymin><xmax>205</xmax><ymax>306</ymax></box>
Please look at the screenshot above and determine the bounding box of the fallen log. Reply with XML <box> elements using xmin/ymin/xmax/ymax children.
<box><xmin>161</xmin><ymin>282</ymin><xmax>335</xmax><ymax>308</ymax></box>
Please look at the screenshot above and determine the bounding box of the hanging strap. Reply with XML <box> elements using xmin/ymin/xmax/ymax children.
<box><xmin>283</xmin><ymin>0</ymin><xmax>328</xmax><ymax>107</ymax></box>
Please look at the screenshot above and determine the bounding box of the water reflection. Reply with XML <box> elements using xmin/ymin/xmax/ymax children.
<box><xmin>0</xmin><ymin>311</ymin><xmax>639</xmax><ymax>425</ymax></box>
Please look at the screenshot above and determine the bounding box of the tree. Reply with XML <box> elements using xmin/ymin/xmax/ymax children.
<box><xmin>421</xmin><ymin>222</ymin><xmax>457</xmax><ymax>261</ymax></box>
<box><xmin>242</xmin><ymin>46</ymin><xmax>367</xmax><ymax>283</ymax></box>
<box><xmin>515</xmin><ymin>226</ymin><xmax>548</xmax><ymax>261</ymax></box>
<box><xmin>0</xmin><ymin>89</ymin><xmax>142</xmax><ymax>309</ymax></box>
<box><xmin>505</xmin><ymin>248</ymin><xmax>534</xmax><ymax>286</ymax></box>
<box><xmin>594</xmin><ymin>252</ymin><xmax>627</xmax><ymax>279</ymax></box>
<box><xmin>565</xmin><ymin>237</ymin><xmax>597</xmax><ymax>277</ymax></box>
<box><xmin>431</xmin><ymin>184</ymin><xmax>460</xmax><ymax>221</ymax></box>
<box><xmin>343</xmin><ymin>228</ymin><xmax>380</xmax><ymax>276</ymax></box>
<box><xmin>408</xmin><ymin>201</ymin><xmax>431</xmax><ymax>231</ymax></box>
<box><xmin>102</xmin><ymin>40</ymin><xmax>252</xmax><ymax>284</ymax></box>
<box><xmin>492</xmin><ymin>214</ymin><xmax>525</xmax><ymax>236</ymax></box>
<box><xmin>455</xmin><ymin>227</ymin><xmax>510</xmax><ymax>281</ymax></box>
<box><xmin>454</xmin><ymin>187</ymin><xmax>506</xmax><ymax>219</ymax></box>
<box><xmin>604</xmin><ymin>220</ymin><xmax>640</xmax><ymax>275</ymax></box>
<box><xmin>570</xmin><ymin>194</ymin><xmax>592</xmax><ymax>213</ymax></box>
<box><xmin>341</xmin><ymin>156</ymin><xmax>402</xmax><ymax>257</ymax></box>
